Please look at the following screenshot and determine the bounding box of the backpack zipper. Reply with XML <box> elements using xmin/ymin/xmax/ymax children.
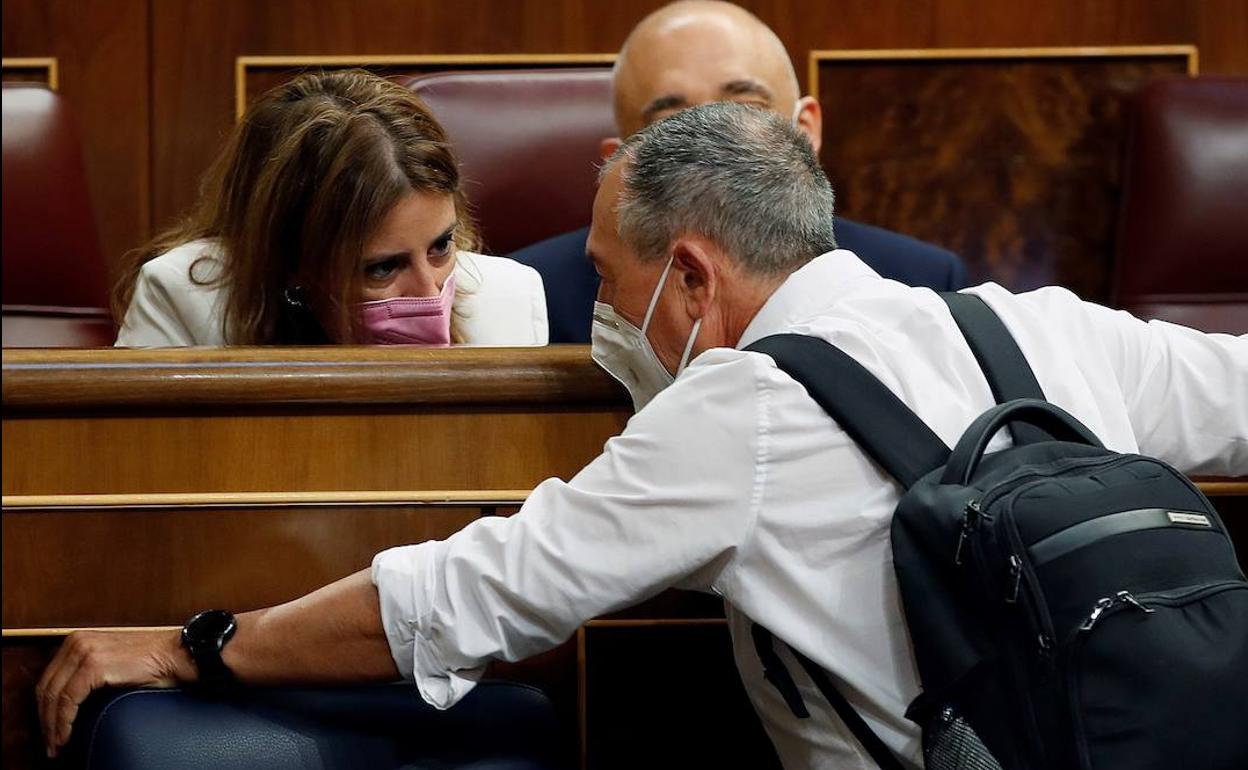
<box><xmin>1065</xmin><ymin>580</ymin><xmax>1248</xmax><ymax>770</ymax></box>
<box><xmin>954</xmin><ymin>499</ymin><xmax>982</xmax><ymax>566</ymax></box>
<box><xmin>953</xmin><ymin>455</ymin><xmax>1131</xmax><ymax>568</ymax></box>
<box><xmin>976</xmin><ymin>453</ymin><xmax>1176</xmax><ymax>647</ymax></box>
<box><xmin>1002</xmin><ymin>509</ymin><xmax>1057</xmax><ymax>654</ymax></box>
<box><xmin>975</xmin><ymin>454</ymin><xmax>1137</xmax><ymax>515</ymax></box>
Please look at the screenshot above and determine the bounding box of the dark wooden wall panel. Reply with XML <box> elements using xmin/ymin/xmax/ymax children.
<box><xmin>146</xmin><ymin>0</ymin><xmax>661</xmax><ymax>239</ymax></box>
<box><xmin>816</xmin><ymin>53</ymin><xmax>1190</xmax><ymax>299</ymax></box>
<box><xmin>4</xmin><ymin>0</ymin><xmax>1245</xmax><ymax>283</ymax></box>
<box><xmin>1</xmin><ymin>0</ymin><xmax>149</xmax><ymax>289</ymax></box>
<box><xmin>2</xmin><ymin>504</ymin><xmax>481</xmax><ymax>627</ymax></box>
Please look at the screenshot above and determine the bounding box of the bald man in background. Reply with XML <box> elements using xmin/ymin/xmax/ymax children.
<box><xmin>512</xmin><ymin>0</ymin><xmax>968</xmax><ymax>343</ymax></box>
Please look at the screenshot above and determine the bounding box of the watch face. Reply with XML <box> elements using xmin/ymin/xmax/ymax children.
<box><xmin>183</xmin><ymin>609</ymin><xmax>237</xmax><ymax>653</ymax></box>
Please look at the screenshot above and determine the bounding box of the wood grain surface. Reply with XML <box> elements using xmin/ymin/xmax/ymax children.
<box><xmin>815</xmin><ymin>50</ymin><xmax>1191</xmax><ymax>300</ymax></box>
<box><xmin>2</xmin><ymin>345</ymin><xmax>627</xmax><ymax>410</ymax></box>
<box><xmin>5</xmin><ymin>1</ymin><xmax>1246</xmax><ymax>284</ymax></box>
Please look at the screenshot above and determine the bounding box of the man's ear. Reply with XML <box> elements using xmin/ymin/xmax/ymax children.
<box><xmin>671</xmin><ymin>237</ymin><xmax>717</xmax><ymax>319</ymax></box>
<box><xmin>794</xmin><ymin>97</ymin><xmax>823</xmax><ymax>155</ymax></box>
<box><xmin>599</xmin><ymin>137</ymin><xmax>622</xmax><ymax>162</ymax></box>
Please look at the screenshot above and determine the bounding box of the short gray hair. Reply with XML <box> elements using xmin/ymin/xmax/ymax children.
<box><xmin>604</xmin><ymin>101</ymin><xmax>836</xmax><ymax>275</ymax></box>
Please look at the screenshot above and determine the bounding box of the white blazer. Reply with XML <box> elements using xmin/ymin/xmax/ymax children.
<box><xmin>115</xmin><ymin>239</ymin><xmax>548</xmax><ymax>347</ymax></box>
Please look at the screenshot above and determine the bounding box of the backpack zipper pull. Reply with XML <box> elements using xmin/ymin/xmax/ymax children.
<box><xmin>1115</xmin><ymin>590</ymin><xmax>1154</xmax><ymax>614</ymax></box>
<box><xmin>955</xmin><ymin>500</ymin><xmax>981</xmax><ymax>566</ymax></box>
<box><xmin>1080</xmin><ymin>591</ymin><xmax>1155</xmax><ymax>632</ymax></box>
<box><xmin>1080</xmin><ymin>597</ymin><xmax>1115</xmax><ymax>631</ymax></box>
<box><xmin>1006</xmin><ymin>554</ymin><xmax>1022</xmax><ymax>603</ymax></box>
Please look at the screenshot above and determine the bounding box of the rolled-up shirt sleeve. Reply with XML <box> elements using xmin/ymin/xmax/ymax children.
<box><xmin>371</xmin><ymin>350</ymin><xmax>768</xmax><ymax>708</ymax></box>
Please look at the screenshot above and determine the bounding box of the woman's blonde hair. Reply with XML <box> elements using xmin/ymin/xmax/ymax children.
<box><xmin>114</xmin><ymin>69</ymin><xmax>479</xmax><ymax>344</ymax></box>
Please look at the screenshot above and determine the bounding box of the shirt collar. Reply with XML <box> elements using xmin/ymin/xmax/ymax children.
<box><xmin>737</xmin><ymin>249</ymin><xmax>881</xmax><ymax>349</ymax></box>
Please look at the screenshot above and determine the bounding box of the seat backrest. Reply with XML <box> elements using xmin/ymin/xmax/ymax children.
<box><xmin>403</xmin><ymin>68</ymin><xmax>615</xmax><ymax>255</ymax></box>
<box><xmin>1112</xmin><ymin>76</ymin><xmax>1248</xmax><ymax>334</ymax></box>
<box><xmin>2</xmin><ymin>83</ymin><xmax>113</xmax><ymax>346</ymax></box>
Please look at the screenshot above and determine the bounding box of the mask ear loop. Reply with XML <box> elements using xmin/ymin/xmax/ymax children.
<box><xmin>676</xmin><ymin>317</ymin><xmax>703</xmax><ymax>376</ymax></box>
<box><xmin>640</xmin><ymin>256</ymin><xmax>675</xmax><ymax>334</ymax></box>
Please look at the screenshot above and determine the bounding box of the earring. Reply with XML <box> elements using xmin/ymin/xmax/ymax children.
<box><xmin>282</xmin><ymin>285</ymin><xmax>308</xmax><ymax>308</ymax></box>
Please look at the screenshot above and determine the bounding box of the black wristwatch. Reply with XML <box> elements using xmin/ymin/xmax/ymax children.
<box><xmin>181</xmin><ymin>609</ymin><xmax>237</xmax><ymax>686</ymax></box>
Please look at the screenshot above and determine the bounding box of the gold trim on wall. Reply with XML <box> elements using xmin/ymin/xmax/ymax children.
<box><xmin>3</xmin><ymin>626</ymin><xmax>178</xmax><ymax>638</ymax></box>
<box><xmin>806</xmin><ymin>45</ymin><xmax>1198</xmax><ymax>99</ymax></box>
<box><xmin>6</xmin><ymin>481</ymin><xmax>1238</xmax><ymax>511</ymax></box>
<box><xmin>1</xmin><ymin>490</ymin><xmax>532</xmax><ymax>510</ymax></box>
<box><xmin>1</xmin><ymin>56</ymin><xmax>59</xmax><ymax>90</ymax></box>
<box><xmin>235</xmin><ymin>53</ymin><xmax>617</xmax><ymax>120</ymax></box>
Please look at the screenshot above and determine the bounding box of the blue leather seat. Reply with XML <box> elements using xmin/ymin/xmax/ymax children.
<box><xmin>63</xmin><ymin>682</ymin><xmax>566</xmax><ymax>770</ymax></box>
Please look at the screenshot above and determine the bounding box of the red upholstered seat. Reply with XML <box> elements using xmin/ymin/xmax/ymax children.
<box><xmin>1113</xmin><ymin>77</ymin><xmax>1248</xmax><ymax>335</ymax></box>
<box><xmin>402</xmin><ymin>69</ymin><xmax>614</xmax><ymax>255</ymax></box>
<box><xmin>2</xmin><ymin>83</ymin><xmax>114</xmax><ymax>347</ymax></box>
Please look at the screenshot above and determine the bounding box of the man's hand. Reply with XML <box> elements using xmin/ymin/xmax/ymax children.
<box><xmin>34</xmin><ymin>569</ymin><xmax>395</xmax><ymax>759</ymax></box>
<box><xmin>35</xmin><ymin>629</ymin><xmax>194</xmax><ymax>758</ymax></box>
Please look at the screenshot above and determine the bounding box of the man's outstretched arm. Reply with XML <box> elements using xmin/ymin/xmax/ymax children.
<box><xmin>35</xmin><ymin>568</ymin><xmax>397</xmax><ymax>759</ymax></box>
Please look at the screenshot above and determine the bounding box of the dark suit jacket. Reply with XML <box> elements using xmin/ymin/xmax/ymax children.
<box><xmin>509</xmin><ymin>219</ymin><xmax>968</xmax><ymax>344</ymax></box>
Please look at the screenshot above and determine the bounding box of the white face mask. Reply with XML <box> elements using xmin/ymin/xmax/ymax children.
<box><xmin>591</xmin><ymin>256</ymin><xmax>703</xmax><ymax>412</ymax></box>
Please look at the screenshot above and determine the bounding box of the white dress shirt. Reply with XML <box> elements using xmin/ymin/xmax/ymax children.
<box><xmin>372</xmin><ymin>250</ymin><xmax>1247</xmax><ymax>769</ymax></box>
<box><xmin>114</xmin><ymin>239</ymin><xmax>549</xmax><ymax>347</ymax></box>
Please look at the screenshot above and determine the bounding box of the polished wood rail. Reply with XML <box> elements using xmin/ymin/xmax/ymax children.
<box><xmin>1</xmin><ymin>345</ymin><xmax>627</xmax><ymax>411</ymax></box>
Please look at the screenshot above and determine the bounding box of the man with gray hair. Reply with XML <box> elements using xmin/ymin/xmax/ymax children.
<box><xmin>38</xmin><ymin>103</ymin><xmax>1247</xmax><ymax>769</ymax></box>
<box><xmin>613</xmin><ymin>100</ymin><xmax>837</xmax><ymax>275</ymax></box>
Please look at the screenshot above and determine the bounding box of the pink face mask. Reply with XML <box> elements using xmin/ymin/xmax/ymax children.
<box><xmin>355</xmin><ymin>273</ymin><xmax>455</xmax><ymax>345</ymax></box>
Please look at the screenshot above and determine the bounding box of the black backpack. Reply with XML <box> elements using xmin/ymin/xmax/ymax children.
<box><xmin>745</xmin><ymin>293</ymin><xmax>1248</xmax><ymax>770</ymax></box>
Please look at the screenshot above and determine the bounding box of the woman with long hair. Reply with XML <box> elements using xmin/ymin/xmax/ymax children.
<box><xmin>114</xmin><ymin>70</ymin><xmax>547</xmax><ymax>347</ymax></box>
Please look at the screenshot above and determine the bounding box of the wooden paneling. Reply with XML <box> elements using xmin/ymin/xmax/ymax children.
<box><xmin>5</xmin><ymin>1</ymin><xmax>1245</xmax><ymax>287</ymax></box>
<box><xmin>1196</xmin><ymin>0</ymin><xmax>1248</xmax><ymax>75</ymax></box>
<box><xmin>145</xmin><ymin>0</ymin><xmax>1248</xmax><ymax>259</ymax></box>
<box><xmin>237</xmin><ymin>54</ymin><xmax>615</xmax><ymax>119</ymax></box>
<box><xmin>2</xmin><ymin>502</ymin><xmax>483</xmax><ymax>627</ymax></box>
<box><xmin>812</xmin><ymin>48</ymin><xmax>1192</xmax><ymax>299</ymax></box>
<box><xmin>2</xmin><ymin>409</ymin><xmax>624</xmax><ymax>495</ymax></box>
<box><xmin>2</xmin><ymin>347</ymin><xmax>628</xmax><ymax>496</ymax></box>
<box><xmin>1</xmin><ymin>0</ymin><xmax>149</xmax><ymax>280</ymax></box>
<box><xmin>1</xmin><ymin>642</ymin><xmax>56</xmax><ymax>769</ymax></box>
<box><xmin>146</xmin><ymin>0</ymin><xmax>656</xmax><ymax>253</ymax></box>
<box><xmin>2</xmin><ymin>345</ymin><xmax>626</xmax><ymax>410</ymax></box>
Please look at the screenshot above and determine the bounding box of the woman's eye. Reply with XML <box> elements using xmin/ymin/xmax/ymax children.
<box><xmin>430</xmin><ymin>236</ymin><xmax>455</xmax><ymax>260</ymax></box>
<box><xmin>365</xmin><ymin>258</ymin><xmax>402</xmax><ymax>280</ymax></box>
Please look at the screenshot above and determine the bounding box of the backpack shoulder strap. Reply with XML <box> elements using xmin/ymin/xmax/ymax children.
<box><xmin>744</xmin><ymin>334</ymin><xmax>938</xmax><ymax>768</ymax></box>
<box><xmin>745</xmin><ymin>333</ymin><xmax>948</xmax><ymax>489</ymax></box>
<box><xmin>940</xmin><ymin>292</ymin><xmax>1048</xmax><ymax>446</ymax></box>
<box><xmin>792</xmin><ymin>645</ymin><xmax>908</xmax><ymax>770</ymax></box>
